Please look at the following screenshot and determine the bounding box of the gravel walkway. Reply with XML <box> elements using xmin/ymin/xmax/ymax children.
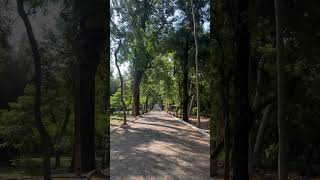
<box><xmin>110</xmin><ymin>109</ymin><xmax>212</xmax><ymax>180</ymax></box>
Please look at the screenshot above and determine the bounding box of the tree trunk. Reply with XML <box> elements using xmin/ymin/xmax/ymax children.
<box><xmin>54</xmin><ymin>107</ymin><xmax>70</xmax><ymax>168</ymax></box>
<box><xmin>209</xmin><ymin>0</ymin><xmax>217</xmax><ymax>176</ymax></box>
<box><xmin>274</xmin><ymin>0</ymin><xmax>288</xmax><ymax>179</ymax></box>
<box><xmin>102</xmin><ymin>0</ymin><xmax>111</xmax><ymax>170</ymax></box>
<box><xmin>252</xmin><ymin>104</ymin><xmax>272</xmax><ymax>165</ymax></box>
<box><xmin>71</xmin><ymin>0</ymin><xmax>107</xmax><ymax>172</ymax></box>
<box><xmin>126</xmin><ymin>97</ymin><xmax>131</xmax><ymax>115</ymax></box>
<box><xmin>182</xmin><ymin>42</ymin><xmax>190</xmax><ymax>122</ymax></box>
<box><xmin>55</xmin><ymin>150</ymin><xmax>61</xmax><ymax>168</ymax></box>
<box><xmin>114</xmin><ymin>40</ymin><xmax>127</xmax><ymax>125</ymax></box>
<box><xmin>232</xmin><ymin>0</ymin><xmax>252</xmax><ymax>179</ymax></box>
<box><xmin>191</xmin><ymin>0</ymin><xmax>200</xmax><ymax>127</ymax></box>
<box><xmin>133</xmin><ymin>71</ymin><xmax>143</xmax><ymax>117</ymax></box>
<box><xmin>250</xmin><ymin>56</ymin><xmax>267</xmax><ymax>175</ymax></box>
<box><xmin>211</xmin><ymin>137</ymin><xmax>224</xmax><ymax>176</ymax></box>
<box><xmin>17</xmin><ymin>1</ymin><xmax>52</xmax><ymax>179</ymax></box>
<box><xmin>223</xmin><ymin>83</ymin><xmax>230</xmax><ymax>180</ymax></box>
<box><xmin>73</xmin><ymin>63</ymin><xmax>97</xmax><ymax>173</ymax></box>
<box><xmin>188</xmin><ymin>94</ymin><xmax>195</xmax><ymax>116</ymax></box>
<box><xmin>60</xmin><ymin>108</ymin><xmax>71</xmax><ymax>138</ymax></box>
<box><xmin>252</xmin><ymin>58</ymin><xmax>266</xmax><ymax>109</ymax></box>
<box><xmin>145</xmin><ymin>96</ymin><xmax>149</xmax><ymax>113</ymax></box>
<box><xmin>303</xmin><ymin>145</ymin><xmax>315</xmax><ymax>177</ymax></box>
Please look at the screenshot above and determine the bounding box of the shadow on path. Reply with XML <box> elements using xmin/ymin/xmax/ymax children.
<box><xmin>110</xmin><ymin>110</ymin><xmax>212</xmax><ymax>179</ymax></box>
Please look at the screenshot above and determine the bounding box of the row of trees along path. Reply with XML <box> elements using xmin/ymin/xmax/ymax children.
<box><xmin>2</xmin><ymin>0</ymin><xmax>318</xmax><ymax>179</ymax></box>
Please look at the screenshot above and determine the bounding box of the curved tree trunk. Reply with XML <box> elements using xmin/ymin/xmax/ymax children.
<box><xmin>249</xmin><ymin>57</ymin><xmax>267</xmax><ymax>174</ymax></box>
<box><xmin>114</xmin><ymin>40</ymin><xmax>127</xmax><ymax>125</ymax></box>
<box><xmin>182</xmin><ymin>42</ymin><xmax>190</xmax><ymax>122</ymax></box>
<box><xmin>55</xmin><ymin>107</ymin><xmax>71</xmax><ymax>168</ymax></box>
<box><xmin>274</xmin><ymin>0</ymin><xmax>288</xmax><ymax>179</ymax></box>
<box><xmin>253</xmin><ymin>104</ymin><xmax>272</xmax><ymax>165</ymax></box>
<box><xmin>191</xmin><ymin>0</ymin><xmax>200</xmax><ymax>127</ymax></box>
<box><xmin>16</xmin><ymin>1</ymin><xmax>52</xmax><ymax>179</ymax></box>
<box><xmin>188</xmin><ymin>94</ymin><xmax>195</xmax><ymax>116</ymax></box>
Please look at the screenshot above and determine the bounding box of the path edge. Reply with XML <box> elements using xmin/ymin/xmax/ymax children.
<box><xmin>166</xmin><ymin>112</ymin><xmax>210</xmax><ymax>138</ymax></box>
<box><xmin>110</xmin><ymin>115</ymin><xmax>141</xmax><ymax>134</ymax></box>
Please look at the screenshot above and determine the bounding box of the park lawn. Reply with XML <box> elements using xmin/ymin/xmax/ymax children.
<box><xmin>111</xmin><ymin>112</ymin><xmax>134</xmax><ymax>127</ymax></box>
<box><xmin>0</xmin><ymin>167</ymin><xmax>25</xmax><ymax>180</ymax></box>
<box><xmin>0</xmin><ymin>157</ymin><xmax>71</xmax><ymax>180</ymax></box>
<box><xmin>111</xmin><ymin>115</ymin><xmax>125</xmax><ymax>127</ymax></box>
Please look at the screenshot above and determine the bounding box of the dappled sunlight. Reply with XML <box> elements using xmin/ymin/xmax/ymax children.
<box><xmin>111</xmin><ymin>110</ymin><xmax>211</xmax><ymax>178</ymax></box>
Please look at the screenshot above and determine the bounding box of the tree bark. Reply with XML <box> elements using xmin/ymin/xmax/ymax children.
<box><xmin>55</xmin><ymin>107</ymin><xmax>70</xmax><ymax>168</ymax></box>
<box><xmin>73</xmin><ymin>63</ymin><xmax>97</xmax><ymax>173</ymax></box>
<box><xmin>71</xmin><ymin>0</ymin><xmax>107</xmax><ymax>173</ymax></box>
<box><xmin>211</xmin><ymin>137</ymin><xmax>224</xmax><ymax>176</ymax></box>
<box><xmin>191</xmin><ymin>0</ymin><xmax>200</xmax><ymax>127</ymax></box>
<box><xmin>232</xmin><ymin>0</ymin><xmax>252</xmax><ymax>179</ymax></box>
<box><xmin>16</xmin><ymin>1</ymin><xmax>52</xmax><ymax>179</ymax></box>
<box><xmin>101</xmin><ymin>2</ymin><xmax>111</xmax><ymax>171</ymax></box>
<box><xmin>274</xmin><ymin>0</ymin><xmax>288</xmax><ymax>179</ymax></box>
<box><xmin>102</xmin><ymin>0</ymin><xmax>111</xmax><ymax>173</ymax></box>
<box><xmin>182</xmin><ymin>42</ymin><xmax>190</xmax><ymax>122</ymax></box>
<box><xmin>209</xmin><ymin>0</ymin><xmax>217</xmax><ymax>176</ymax></box>
<box><xmin>252</xmin><ymin>58</ymin><xmax>266</xmax><ymax>110</ymax></box>
<box><xmin>252</xmin><ymin>104</ymin><xmax>272</xmax><ymax>165</ymax></box>
<box><xmin>145</xmin><ymin>96</ymin><xmax>149</xmax><ymax>113</ymax></box>
<box><xmin>55</xmin><ymin>150</ymin><xmax>61</xmax><ymax>168</ymax></box>
<box><xmin>133</xmin><ymin>70</ymin><xmax>143</xmax><ymax>117</ymax></box>
<box><xmin>188</xmin><ymin>94</ymin><xmax>195</xmax><ymax>116</ymax></box>
<box><xmin>114</xmin><ymin>40</ymin><xmax>127</xmax><ymax>125</ymax></box>
<box><xmin>223</xmin><ymin>82</ymin><xmax>230</xmax><ymax>180</ymax></box>
<box><xmin>249</xmin><ymin>56</ymin><xmax>267</xmax><ymax>174</ymax></box>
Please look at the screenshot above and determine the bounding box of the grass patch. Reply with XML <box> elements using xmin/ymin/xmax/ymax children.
<box><xmin>111</xmin><ymin>111</ymin><xmax>133</xmax><ymax>127</ymax></box>
<box><xmin>0</xmin><ymin>156</ymin><xmax>72</xmax><ymax>179</ymax></box>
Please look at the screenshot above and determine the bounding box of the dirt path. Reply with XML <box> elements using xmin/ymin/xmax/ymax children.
<box><xmin>110</xmin><ymin>109</ymin><xmax>212</xmax><ymax>179</ymax></box>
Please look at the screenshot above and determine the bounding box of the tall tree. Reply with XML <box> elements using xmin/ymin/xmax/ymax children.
<box><xmin>209</xmin><ymin>0</ymin><xmax>232</xmax><ymax>177</ymax></box>
<box><xmin>131</xmin><ymin>0</ymin><xmax>151</xmax><ymax>117</ymax></box>
<box><xmin>16</xmin><ymin>0</ymin><xmax>52</xmax><ymax>179</ymax></box>
<box><xmin>101</xmin><ymin>0</ymin><xmax>111</xmax><ymax>171</ymax></box>
<box><xmin>274</xmin><ymin>0</ymin><xmax>288</xmax><ymax>179</ymax></box>
<box><xmin>182</xmin><ymin>40</ymin><xmax>190</xmax><ymax>122</ymax></box>
<box><xmin>112</xmin><ymin>0</ymin><xmax>174</xmax><ymax>117</ymax></box>
<box><xmin>114</xmin><ymin>40</ymin><xmax>127</xmax><ymax>125</ymax></box>
<box><xmin>252</xmin><ymin>104</ymin><xmax>272</xmax><ymax>165</ymax></box>
<box><xmin>191</xmin><ymin>0</ymin><xmax>200</xmax><ymax>127</ymax></box>
<box><xmin>106</xmin><ymin>0</ymin><xmax>111</xmax><ymax>172</ymax></box>
<box><xmin>209</xmin><ymin>0</ymin><xmax>217</xmax><ymax>176</ymax></box>
<box><xmin>71</xmin><ymin>0</ymin><xmax>108</xmax><ymax>173</ymax></box>
<box><xmin>232</xmin><ymin>0</ymin><xmax>253</xmax><ymax>179</ymax></box>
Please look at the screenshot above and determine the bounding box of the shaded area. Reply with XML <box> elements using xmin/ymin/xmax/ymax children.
<box><xmin>167</xmin><ymin>111</ymin><xmax>210</xmax><ymax>131</ymax></box>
